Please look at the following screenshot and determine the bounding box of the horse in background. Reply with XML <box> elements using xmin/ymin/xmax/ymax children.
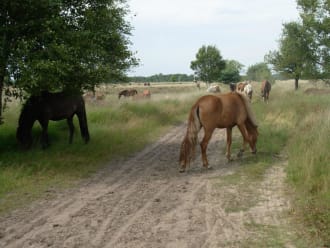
<box><xmin>118</xmin><ymin>89</ymin><xmax>138</xmax><ymax>99</ymax></box>
<box><xmin>229</xmin><ymin>83</ymin><xmax>236</xmax><ymax>92</ymax></box>
<box><xmin>206</xmin><ymin>85</ymin><xmax>221</xmax><ymax>93</ymax></box>
<box><xmin>236</xmin><ymin>82</ymin><xmax>247</xmax><ymax>92</ymax></box>
<box><xmin>142</xmin><ymin>89</ymin><xmax>151</xmax><ymax>98</ymax></box>
<box><xmin>261</xmin><ymin>80</ymin><xmax>271</xmax><ymax>103</ymax></box>
<box><xmin>244</xmin><ymin>82</ymin><xmax>253</xmax><ymax>101</ymax></box>
<box><xmin>16</xmin><ymin>91</ymin><xmax>90</xmax><ymax>149</ymax></box>
<box><xmin>179</xmin><ymin>92</ymin><xmax>258</xmax><ymax>172</ymax></box>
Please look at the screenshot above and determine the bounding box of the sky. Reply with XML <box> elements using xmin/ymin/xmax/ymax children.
<box><xmin>127</xmin><ymin>0</ymin><xmax>300</xmax><ymax>76</ymax></box>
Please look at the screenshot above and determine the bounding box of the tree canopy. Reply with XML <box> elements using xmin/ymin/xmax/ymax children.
<box><xmin>265</xmin><ymin>0</ymin><xmax>329</xmax><ymax>89</ymax></box>
<box><xmin>219</xmin><ymin>60</ymin><xmax>243</xmax><ymax>84</ymax></box>
<box><xmin>190</xmin><ymin>45</ymin><xmax>226</xmax><ymax>85</ymax></box>
<box><xmin>298</xmin><ymin>0</ymin><xmax>329</xmax><ymax>79</ymax></box>
<box><xmin>0</xmin><ymin>0</ymin><xmax>138</xmax><ymax>123</ymax></box>
<box><xmin>246</xmin><ymin>62</ymin><xmax>272</xmax><ymax>82</ymax></box>
<box><xmin>265</xmin><ymin>22</ymin><xmax>315</xmax><ymax>89</ymax></box>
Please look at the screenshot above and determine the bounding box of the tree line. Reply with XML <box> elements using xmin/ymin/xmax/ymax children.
<box><xmin>129</xmin><ymin>74</ymin><xmax>194</xmax><ymax>83</ymax></box>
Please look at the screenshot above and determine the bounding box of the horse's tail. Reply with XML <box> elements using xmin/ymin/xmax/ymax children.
<box><xmin>179</xmin><ymin>103</ymin><xmax>201</xmax><ymax>170</ymax></box>
<box><xmin>78</xmin><ymin>98</ymin><xmax>90</xmax><ymax>143</ymax></box>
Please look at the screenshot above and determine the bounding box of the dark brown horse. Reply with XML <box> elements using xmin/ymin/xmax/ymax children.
<box><xmin>118</xmin><ymin>89</ymin><xmax>138</xmax><ymax>99</ymax></box>
<box><xmin>16</xmin><ymin>91</ymin><xmax>90</xmax><ymax>149</ymax></box>
<box><xmin>261</xmin><ymin>80</ymin><xmax>271</xmax><ymax>103</ymax></box>
<box><xmin>179</xmin><ymin>92</ymin><xmax>258</xmax><ymax>172</ymax></box>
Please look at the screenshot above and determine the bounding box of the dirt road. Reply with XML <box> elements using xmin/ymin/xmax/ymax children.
<box><xmin>0</xmin><ymin>123</ymin><xmax>292</xmax><ymax>248</ymax></box>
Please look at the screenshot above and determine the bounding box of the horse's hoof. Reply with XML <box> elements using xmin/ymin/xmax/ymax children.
<box><xmin>237</xmin><ymin>150</ymin><xmax>244</xmax><ymax>158</ymax></box>
<box><xmin>179</xmin><ymin>168</ymin><xmax>185</xmax><ymax>173</ymax></box>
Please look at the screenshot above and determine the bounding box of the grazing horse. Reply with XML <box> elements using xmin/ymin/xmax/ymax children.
<box><xmin>244</xmin><ymin>83</ymin><xmax>253</xmax><ymax>101</ymax></box>
<box><xmin>179</xmin><ymin>92</ymin><xmax>258</xmax><ymax>172</ymax></box>
<box><xmin>261</xmin><ymin>80</ymin><xmax>271</xmax><ymax>103</ymax></box>
<box><xmin>118</xmin><ymin>89</ymin><xmax>138</xmax><ymax>99</ymax></box>
<box><xmin>16</xmin><ymin>91</ymin><xmax>90</xmax><ymax>149</ymax></box>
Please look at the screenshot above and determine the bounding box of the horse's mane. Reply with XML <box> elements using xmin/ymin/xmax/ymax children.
<box><xmin>235</xmin><ymin>92</ymin><xmax>258</xmax><ymax>127</ymax></box>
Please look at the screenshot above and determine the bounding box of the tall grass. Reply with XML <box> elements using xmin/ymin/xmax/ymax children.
<box><xmin>286</xmin><ymin>97</ymin><xmax>330</xmax><ymax>245</ymax></box>
<box><xmin>229</xmin><ymin>81</ymin><xmax>329</xmax><ymax>245</ymax></box>
<box><xmin>0</xmin><ymin>87</ymin><xmax>202</xmax><ymax>214</ymax></box>
<box><xmin>254</xmin><ymin>84</ymin><xmax>330</xmax><ymax>245</ymax></box>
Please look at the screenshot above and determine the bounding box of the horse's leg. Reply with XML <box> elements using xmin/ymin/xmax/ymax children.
<box><xmin>226</xmin><ymin>127</ymin><xmax>233</xmax><ymax>161</ymax></box>
<box><xmin>67</xmin><ymin>117</ymin><xmax>74</xmax><ymax>144</ymax></box>
<box><xmin>39</xmin><ymin>119</ymin><xmax>49</xmax><ymax>149</ymax></box>
<box><xmin>237</xmin><ymin>123</ymin><xmax>249</xmax><ymax>157</ymax></box>
<box><xmin>200</xmin><ymin>128</ymin><xmax>214</xmax><ymax>168</ymax></box>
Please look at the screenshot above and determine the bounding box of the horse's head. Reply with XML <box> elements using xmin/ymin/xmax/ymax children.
<box><xmin>248</xmin><ymin>127</ymin><xmax>258</xmax><ymax>154</ymax></box>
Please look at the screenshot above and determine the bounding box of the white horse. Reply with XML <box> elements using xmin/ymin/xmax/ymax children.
<box><xmin>244</xmin><ymin>83</ymin><xmax>253</xmax><ymax>101</ymax></box>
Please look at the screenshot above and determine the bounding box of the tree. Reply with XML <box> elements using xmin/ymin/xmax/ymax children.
<box><xmin>219</xmin><ymin>60</ymin><xmax>243</xmax><ymax>84</ymax></box>
<box><xmin>0</xmin><ymin>0</ymin><xmax>138</xmax><ymax>123</ymax></box>
<box><xmin>265</xmin><ymin>22</ymin><xmax>315</xmax><ymax>90</ymax></box>
<box><xmin>297</xmin><ymin>0</ymin><xmax>330</xmax><ymax>81</ymax></box>
<box><xmin>190</xmin><ymin>45</ymin><xmax>225</xmax><ymax>86</ymax></box>
<box><xmin>246</xmin><ymin>62</ymin><xmax>272</xmax><ymax>82</ymax></box>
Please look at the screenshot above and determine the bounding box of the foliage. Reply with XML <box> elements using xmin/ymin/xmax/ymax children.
<box><xmin>265</xmin><ymin>0</ymin><xmax>329</xmax><ymax>88</ymax></box>
<box><xmin>190</xmin><ymin>45</ymin><xmax>226</xmax><ymax>85</ymax></box>
<box><xmin>297</xmin><ymin>0</ymin><xmax>330</xmax><ymax>80</ymax></box>
<box><xmin>219</xmin><ymin>60</ymin><xmax>243</xmax><ymax>84</ymax></box>
<box><xmin>0</xmin><ymin>0</ymin><xmax>138</xmax><ymax>123</ymax></box>
<box><xmin>246</xmin><ymin>62</ymin><xmax>272</xmax><ymax>82</ymax></box>
<box><xmin>265</xmin><ymin>22</ymin><xmax>316</xmax><ymax>89</ymax></box>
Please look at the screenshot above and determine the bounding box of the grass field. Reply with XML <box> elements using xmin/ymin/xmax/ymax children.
<box><xmin>0</xmin><ymin>80</ymin><xmax>329</xmax><ymax>245</ymax></box>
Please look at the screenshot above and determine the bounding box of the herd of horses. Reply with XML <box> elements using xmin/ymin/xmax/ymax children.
<box><xmin>16</xmin><ymin>80</ymin><xmax>271</xmax><ymax>173</ymax></box>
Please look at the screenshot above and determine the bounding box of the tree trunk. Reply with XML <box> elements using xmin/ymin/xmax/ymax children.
<box><xmin>294</xmin><ymin>77</ymin><xmax>299</xmax><ymax>90</ymax></box>
<box><xmin>0</xmin><ymin>67</ymin><xmax>4</xmax><ymax>124</ymax></box>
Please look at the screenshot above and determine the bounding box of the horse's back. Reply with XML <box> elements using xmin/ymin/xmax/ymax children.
<box><xmin>197</xmin><ymin>93</ymin><xmax>249</xmax><ymax>128</ymax></box>
<box><xmin>33</xmin><ymin>92</ymin><xmax>85</xmax><ymax>120</ymax></box>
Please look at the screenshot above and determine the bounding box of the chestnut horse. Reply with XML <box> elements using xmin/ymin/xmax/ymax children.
<box><xmin>179</xmin><ymin>92</ymin><xmax>258</xmax><ymax>172</ymax></box>
<box><xmin>261</xmin><ymin>80</ymin><xmax>271</xmax><ymax>103</ymax></box>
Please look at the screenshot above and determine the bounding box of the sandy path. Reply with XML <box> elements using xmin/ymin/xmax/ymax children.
<box><xmin>0</xmin><ymin>123</ymin><xmax>291</xmax><ymax>248</ymax></box>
